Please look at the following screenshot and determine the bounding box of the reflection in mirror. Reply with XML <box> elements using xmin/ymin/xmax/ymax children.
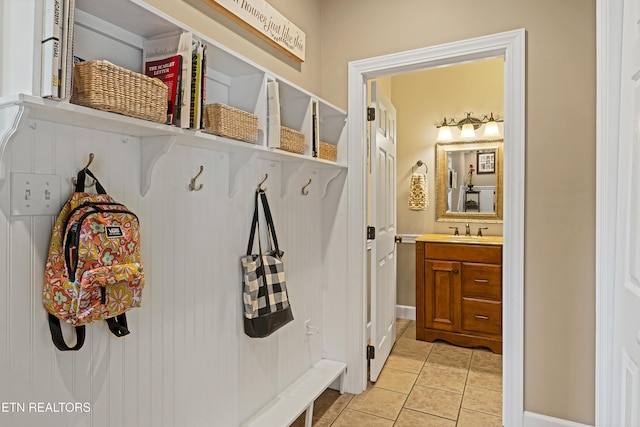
<box><xmin>435</xmin><ymin>140</ymin><xmax>503</xmax><ymax>223</ymax></box>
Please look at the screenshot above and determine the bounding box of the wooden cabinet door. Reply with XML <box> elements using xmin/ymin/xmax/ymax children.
<box><xmin>424</xmin><ymin>260</ymin><xmax>461</xmax><ymax>332</ymax></box>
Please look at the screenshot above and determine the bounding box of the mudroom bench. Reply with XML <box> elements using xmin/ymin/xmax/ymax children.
<box><xmin>241</xmin><ymin>359</ymin><xmax>347</xmax><ymax>427</ymax></box>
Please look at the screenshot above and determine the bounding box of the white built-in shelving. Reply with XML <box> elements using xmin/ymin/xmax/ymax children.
<box><xmin>0</xmin><ymin>93</ymin><xmax>345</xmax><ymax>198</ymax></box>
<box><xmin>0</xmin><ymin>0</ymin><xmax>347</xmax><ymax>197</ymax></box>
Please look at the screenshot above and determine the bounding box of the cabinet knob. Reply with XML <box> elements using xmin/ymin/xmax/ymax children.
<box><xmin>453</xmin><ymin>269</ymin><xmax>459</xmax><ymax>274</ymax></box>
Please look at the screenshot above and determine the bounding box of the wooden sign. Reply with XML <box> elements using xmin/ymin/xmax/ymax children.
<box><xmin>203</xmin><ymin>0</ymin><xmax>306</xmax><ymax>62</ymax></box>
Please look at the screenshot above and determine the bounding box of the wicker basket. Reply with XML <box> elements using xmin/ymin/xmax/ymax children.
<box><xmin>280</xmin><ymin>127</ymin><xmax>305</xmax><ymax>154</ymax></box>
<box><xmin>319</xmin><ymin>141</ymin><xmax>338</xmax><ymax>162</ymax></box>
<box><xmin>70</xmin><ymin>60</ymin><xmax>167</xmax><ymax>123</ymax></box>
<box><xmin>203</xmin><ymin>103</ymin><xmax>258</xmax><ymax>143</ymax></box>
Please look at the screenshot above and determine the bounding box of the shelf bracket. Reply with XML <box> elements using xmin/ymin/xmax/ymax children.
<box><xmin>319</xmin><ymin>168</ymin><xmax>346</xmax><ymax>199</ymax></box>
<box><xmin>140</xmin><ymin>135</ymin><xmax>176</xmax><ymax>196</ymax></box>
<box><xmin>229</xmin><ymin>151</ymin><xmax>258</xmax><ymax>197</ymax></box>
<box><xmin>0</xmin><ymin>104</ymin><xmax>28</xmax><ymax>192</ymax></box>
<box><xmin>280</xmin><ymin>160</ymin><xmax>306</xmax><ymax>198</ymax></box>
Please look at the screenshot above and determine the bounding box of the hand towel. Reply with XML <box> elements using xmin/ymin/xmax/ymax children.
<box><xmin>408</xmin><ymin>172</ymin><xmax>429</xmax><ymax>211</ymax></box>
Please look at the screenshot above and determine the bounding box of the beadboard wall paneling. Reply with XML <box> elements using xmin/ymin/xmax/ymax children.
<box><xmin>321</xmin><ymin>169</ymin><xmax>349</xmax><ymax>362</ymax></box>
<box><xmin>0</xmin><ymin>118</ymin><xmax>344</xmax><ymax>426</ymax></box>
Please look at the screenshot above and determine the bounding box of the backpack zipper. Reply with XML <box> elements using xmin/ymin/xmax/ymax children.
<box><xmin>65</xmin><ymin>208</ymin><xmax>139</xmax><ymax>283</ymax></box>
<box><xmin>64</xmin><ymin>223</ymin><xmax>79</xmax><ymax>281</ymax></box>
<box><xmin>63</xmin><ymin>202</ymin><xmax>126</xmax><ymax>234</ymax></box>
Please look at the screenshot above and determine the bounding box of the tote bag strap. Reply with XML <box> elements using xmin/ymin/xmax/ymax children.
<box><xmin>258</xmin><ymin>190</ymin><xmax>281</xmax><ymax>256</ymax></box>
<box><xmin>246</xmin><ymin>191</ymin><xmax>262</xmax><ymax>256</ymax></box>
<box><xmin>246</xmin><ymin>189</ymin><xmax>281</xmax><ymax>256</ymax></box>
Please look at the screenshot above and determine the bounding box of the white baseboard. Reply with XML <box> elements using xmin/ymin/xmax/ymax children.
<box><xmin>396</xmin><ymin>305</ymin><xmax>416</xmax><ymax>320</ymax></box>
<box><xmin>524</xmin><ymin>411</ymin><xmax>594</xmax><ymax>427</ymax></box>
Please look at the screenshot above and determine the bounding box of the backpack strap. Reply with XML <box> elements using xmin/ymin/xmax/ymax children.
<box><xmin>106</xmin><ymin>314</ymin><xmax>130</xmax><ymax>337</ymax></box>
<box><xmin>48</xmin><ymin>312</ymin><xmax>130</xmax><ymax>351</ymax></box>
<box><xmin>75</xmin><ymin>168</ymin><xmax>107</xmax><ymax>194</ymax></box>
<box><xmin>48</xmin><ymin>313</ymin><xmax>86</xmax><ymax>351</ymax></box>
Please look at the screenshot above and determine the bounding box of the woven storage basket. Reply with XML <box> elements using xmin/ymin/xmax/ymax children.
<box><xmin>280</xmin><ymin>127</ymin><xmax>305</xmax><ymax>154</ymax></box>
<box><xmin>203</xmin><ymin>103</ymin><xmax>258</xmax><ymax>143</ymax></box>
<box><xmin>319</xmin><ymin>141</ymin><xmax>338</xmax><ymax>162</ymax></box>
<box><xmin>70</xmin><ymin>60</ymin><xmax>167</xmax><ymax>123</ymax></box>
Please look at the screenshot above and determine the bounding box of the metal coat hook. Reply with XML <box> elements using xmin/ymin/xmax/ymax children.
<box><xmin>84</xmin><ymin>153</ymin><xmax>95</xmax><ymax>170</ymax></box>
<box><xmin>72</xmin><ymin>153</ymin><xmax>97</xmax><ymax>187</ymax></box>
<box><xmin>301</xmin><ymin>178</ymin><xmax>312</xmax><ymax>196</ymax></box>
<box><xmin>189</xmin><ymin>165</ymin><xmax>204</xmax><ymax>191</ymax></box>
<box><xmin>305</xmin><ymin>323</ymin><xmax>320</xmax><ymax>335</ymax></box>
<box><xmin>412</xmin><ymin>160</ymin><xmax>428</xmax><ymax>174</ymax></box>
<box><xmin>257</xmin><ymin>174</ymin><xmax>268</xmax><ymax>192</ymax></box>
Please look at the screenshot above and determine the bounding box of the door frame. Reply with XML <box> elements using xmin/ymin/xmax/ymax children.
<box><xmin>346</xmin><ymin>29</ymin><xmax>525</xmax><ymax>426</ymax></box>
<box><xmin>595</xmin><ymin>0</ymin><xmax>623</xmax><ymax>425</ymax></box>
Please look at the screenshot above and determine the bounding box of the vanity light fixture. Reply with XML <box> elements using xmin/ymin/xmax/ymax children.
<box><xmin>483</xmin><ymin>112</ymin><xmax>501</xmax><ymax>136</ymax></box>
<box><xmin>436</xmin><ymin>112</ymin><xmax>503</xmax><ymax>141</ymax></box>
<box><xmin>436</xmin><ymin>119</ymin><xmax>453</xmax><ymax>141</ymax></box>
<box><xmin>461</xmin><ymin>121</ymin><xmax>476</xmax><ymax>138</ymax></box>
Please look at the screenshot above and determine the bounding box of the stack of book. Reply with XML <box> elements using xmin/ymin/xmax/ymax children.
<box><xmin>41</xmin><ymin>0</ymin><xmax>76</xmax><ymax>100</ymax></box>
<box><xmin>143</xmin><ymin>32</ymin><xmax>208</xmax><ymax>129</ymax></box>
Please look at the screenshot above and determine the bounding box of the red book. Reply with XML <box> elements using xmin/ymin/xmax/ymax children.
<box><xmin>144</xmin><ymin>55</ymin><xmax>182</xmax><ymax>125</ymax></box>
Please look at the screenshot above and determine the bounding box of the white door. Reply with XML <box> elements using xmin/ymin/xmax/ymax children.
<box><xmin>369</xmin><ymin>81</ymin><xmax>397</xmax><ymax>381</ymax></box>
<box><xmin>613</xmin><ymin>1</ymin><xmax>640</xmax><ymax>424</ymax></box>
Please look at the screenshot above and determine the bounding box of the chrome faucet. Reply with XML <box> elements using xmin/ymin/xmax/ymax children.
<box><xmin>449</xmin><ymin>226</ymin><xmax>459</xmax><ymax>236</ymax></box>
<box><xmin>477</xmin><ymin>227</ymin><xmax>489</xmax><ymax>237</ymax></box>
<box><xmin>465</xmin><ymin>223</ymin><xmax>471</xmax><ymax>236</ymax></box>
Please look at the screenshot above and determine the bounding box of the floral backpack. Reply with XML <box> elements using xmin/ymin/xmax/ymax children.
<box><xmin>43</xmin><ymin>168</ymin><xmax>144</xmax><ymax>351</ymax></box>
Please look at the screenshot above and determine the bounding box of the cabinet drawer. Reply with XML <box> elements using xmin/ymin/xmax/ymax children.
<box><xmin>462</xmin><ymin>263</ymin><xmax>501</xmax><ymax>300</ymax></box>
<box><xmin>424</xmin><ymin>243</ymin><xmax>501</xmax><ymax>264</ymax></box>
<box><xmin>461</xmin><ymin>298</ymin><xmax>501</xmax><ymax>336</ymax></box>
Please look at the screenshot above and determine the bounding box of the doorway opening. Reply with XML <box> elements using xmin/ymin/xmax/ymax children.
<box><xmin>347</xmin><ymin>29</ymin><xmax>525</xmax><ymax>427</ymax></box>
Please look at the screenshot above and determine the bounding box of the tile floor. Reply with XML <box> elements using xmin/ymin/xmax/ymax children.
<box><xmin>292</xmin><ymin>319</ymin><xmax>502</xmax><ymax>427</ymax></box>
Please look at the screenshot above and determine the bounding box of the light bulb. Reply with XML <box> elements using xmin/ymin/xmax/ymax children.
<box><xmin>484</xmin><ymin>120</ymin><xmax>500</xmax><ymax>136</ymax></box>
<box><xmin>461</xmin><ymin>123</ymin><xmax>475</xmax><ymax>138</ymax></box>
<box><xmin>437</xmin><ymin>125</ymin><xmax>452</xmax><ymax>141</ymax></box>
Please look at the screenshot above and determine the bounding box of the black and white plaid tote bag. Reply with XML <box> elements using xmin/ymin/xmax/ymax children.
<box><xmin>240</xmin><ymin>189</ymin><xmax>293</xmax><ymax>337</ymax></box>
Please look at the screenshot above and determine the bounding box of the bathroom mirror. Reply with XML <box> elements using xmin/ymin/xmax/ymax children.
<box><xmin>435</xmin><ymin>140</ymin><xmax>503</xmax><ymax>223</ymax></box>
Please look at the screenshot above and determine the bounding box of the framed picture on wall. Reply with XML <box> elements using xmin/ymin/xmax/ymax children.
<box><xmin>477</xmin><ymin>150</ymin><xmax>495</xmax><ymax>174</ymax></box>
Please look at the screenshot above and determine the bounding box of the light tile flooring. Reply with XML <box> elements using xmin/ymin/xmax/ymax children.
<box><xmin>292</xmin><ymin>319</ymin><xmax>502</xmax><ymax>427</ymax></box>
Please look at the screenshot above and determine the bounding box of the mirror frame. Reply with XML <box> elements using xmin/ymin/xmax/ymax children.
<box><xmin>435</xmin><ymin>140</ymin><xmax>504</xmax><ymax>223</ymax></box>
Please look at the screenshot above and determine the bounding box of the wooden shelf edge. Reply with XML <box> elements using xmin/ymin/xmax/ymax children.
<box><xmin>0</xmin><ymin>95</ymin><xmax>346</xmax><ymax>198</ymax></box>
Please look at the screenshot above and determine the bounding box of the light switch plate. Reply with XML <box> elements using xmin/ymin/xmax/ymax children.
<box><xmin>10</xmin><ymin>173</ymin><xmax>62</xmax><ymax>216</ymax></box>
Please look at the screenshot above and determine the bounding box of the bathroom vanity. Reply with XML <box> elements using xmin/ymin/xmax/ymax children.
<box><xmin>415</xmin><ymin>233</ymin><xmax>503</xmax><ymax>354</ymax></box>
